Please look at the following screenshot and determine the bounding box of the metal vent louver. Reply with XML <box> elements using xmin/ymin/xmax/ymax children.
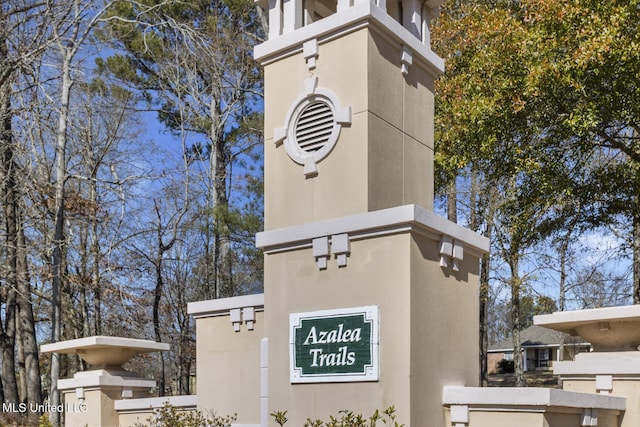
<box><xmin>294</xmin><ymin>101</ymin><xmax>335</xmax><ymax>153</ymax></box>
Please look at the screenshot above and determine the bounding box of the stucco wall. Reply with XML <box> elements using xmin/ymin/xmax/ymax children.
<box><xmin>194</xmin><ymin>309</ymin><xmax>265</xmax><ymax>424</ymax></box>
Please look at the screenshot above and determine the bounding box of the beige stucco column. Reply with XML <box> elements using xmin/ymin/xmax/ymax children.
<box><xmin>40</xmin><ymin>336</ymin><xmax>169</xmax><ymax>427</ymax></box>
<box><xmin>535</xmin><ymin>305</ymin><xmax>640</xmax><ymax>427</ymax></box>
<box><xmin>253</xmin><ymin>0</ymin><xmax>489</xmax><ymax>425</ymax></box>
<box><xmin>187</xmin><ymin>294</ymin><xmax>265</xmax><ymax>425</ymax></box>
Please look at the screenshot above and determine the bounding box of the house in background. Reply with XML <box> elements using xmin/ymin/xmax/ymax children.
<box><xmin>487</xmin><ymin>325</ymin><xmax>591</xmax><ymax>374</ymax></box>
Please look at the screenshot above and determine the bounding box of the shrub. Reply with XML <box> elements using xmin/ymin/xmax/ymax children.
<box><xmin>272</xmin><ymin>406</ymin><xmax>404</xmax><ymax>427</ymax></box>
<box><xmin>497</xmin><ymin>358</ymin><xmax>514</xmax><ymax>373</ymax></box>
<box><xmin>134</xmin><ymin>403</ymin><xmax>236</xmax><ymax>427</ymax></box>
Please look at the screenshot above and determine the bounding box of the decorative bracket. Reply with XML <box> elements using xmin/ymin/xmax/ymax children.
<box><xmin>304</xmin><ymin>158</ymin><xmax>319</xmax><ymax>177</ymax></box>
<box><xmin>335</xmin><ymin>105</ymin><xmax>352</xmax><ymax>124</ymax></box>
<box><xmin>243</xmin><ymin>306</ymin><xmax>256</xmax><ymax>330</ymax></box>
<box><xmin>440</xmin><ymin>235</ymin><xmax>464</xmax><ymax>272</ymax></box>
<box><xmin>581</xmin><ymin>409</ymin><xmax>599</xmax><ymax>426</ymax></box>
<box><xmin>312</xmin><ymin>234</ymin><xmax>351</xmax><ymax>269</ymax></box>
<box><xmin>231</xmin><ymin>307</ymin><xmax>259</xmax><ymax>332</ymax></box>
<box><xmin>274</xmin><ymin>127</ymin><xmax>287</xmax><ymax>146</ymax></box>
<box><xmin>304</xmin><ymin>76</ymin><xmax>318</xmax><ymax>94</ymax></box>
<box><xmin>312</xmin><ymin>236</ymin><xmax>330</xmax><ymax>269</ymax></box>
<box><xmin>595</xmin><ymin>375</ymin><xmax>613</xmax><ymax>395</ymax></box>
<box><xmin>231</xmin><ymin>308</ymin><xmax>242</xmax><ymax>332</ymax></box>
<box><xmin>449</xmin><ymin>405</ymin><xmax>469</xmax><ymax>427</ymax></box>
<box><xmin>332</xmin><ymin>233</ymin><xmax>350</xmax><ymax>267</ymax></box>
<box><xmin>303</xmin><ymin>39</ymin><xmax>319</xmax><ymax>70</ymax></box>
<box><xmin>401</xmin><ymin>45</ymin><xmax>413</xmax><ymax>75</ymax></box>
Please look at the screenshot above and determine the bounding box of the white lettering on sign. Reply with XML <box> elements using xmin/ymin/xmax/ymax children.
<box><xmin>290</xmin><ymin>306</ymin><xmax>379</xmax><ymax>383</ymax></box>
<box><xmin>309</xmin><ymin>346</ymin><xmax>357</xmax><ymax>367</ymax></box>
<box><xmin>303</xmin><ymin>323</ymin><xmax>362</xmax><ymax>345</ymax></box>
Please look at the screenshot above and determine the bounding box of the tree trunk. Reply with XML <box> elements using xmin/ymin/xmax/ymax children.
<box><xmin>558</xmin><ymin>217</ymin><xmax>578</xmax><ymax>311</ymax></box>
<box><xmin>90</xmin><ymin>177</ymin><xmax>102</xmax><ymax>334</ymax></box>
<box><xmin>2</xmin><ymin>288</ymin><xmax>19</xmax><ymax>404</ymax></box>
<box><xmin>152</xmin><ymin>201</ymin><xmax>174</xmax><ymax>397</ymax></box>
<box><xmin>17</xmin><ymin>318</ymin><xmax>26</xmax><ymax>402</ymax></box>
<box><xmin>559</xmin><ymin>235</ymin><xmax>568</xmax><ymax>310</ymax></box>
<box><xmin>178</xmin><ymin>332</ymin><xmax>191</xmax><ymax>395</ymax></box>
<box><xmin>634</xmin><ymin>207</ymin><xmax>640</xmax><ymax>304</ymax></box>
<box><xmin>447</xmin><ymin>177</ymin><xmax>458</xmax><ymax>224</ymax></box>
<box><xmin>470</xmin><ymin>168</ymin><xmax>491</xmax><ymax>387</ymax></box>
<box><xmin>510</xmin><ymin>262</ymin><xmax>525</xmax><ymax>387</ymax></box>
<box><xmin>634</xmin><ymin>129</ymin><xmax>640</xmax><ymax>305</ymax></box>
<box><xmin>479</xmin><ymin>253</ymin><xmax>490</xmax><ymax>387</ymax></box>
<box><xmin>0</xmin><ymin>291</ymin><xmax>5</xmax><ymax>403</ymax></box>
<box><xmin>78</xmin><ymin>220</ymin><xmax>91</xmax><ymax>338</ymax></box>
<box><xmin>50</xmin><ymin>44</ymin><xmax>74</xmax><ymax>426</ymax></box>
<box><xmin>17</xmin><ymin>223</ymin><xmax>42</xmax><ymax>414</ymax></box>
<box><xmin>0</xmin><ymin>75</ymin><xmax>20</xmax><ymax>406</ymax></box>
<box><xmin>153</xmin><ymin>257</ymin><xmax>166</xmax><ymax>397</ymax></box>
<box><xmin>0</xmin><ymin>88</ymin><xmax>4</xmax><ymax>401</ymax></box>
<box><xmin>210</xmin><ymin>92</ymin><xmax>233</xmax><ymax>298</ymax></box>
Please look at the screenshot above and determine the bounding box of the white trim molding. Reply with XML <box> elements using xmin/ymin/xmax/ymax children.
<box><xmin>188</xmin><ymin>294</ymin><xmax>265</xmax><ymax>332</ymax></box>
<box><xmin>188</xmin><ymin>294</ymin><xmax>265</xmax><ymax>319</ymax></box>
<box><xmin>256</xmin><ymin>205</ymin><xmax>489</xmax><ymax>270</ymax></box>
<box><xmin>58</xmin><ymin>370</ymin><xmax>157</xmax><ymax>393</ymax></box>
<box><xmin>114</xmin><ymin>395</ymin><xmax>198</xmax><ymax>414</ymax></box>
<box><xmin>254</xmin><ymin>0</ymin><xmax>444</xmax><ymax>77</ymax></box>
<box><xmin>443</xmin><ymin>386</ymin><xmax>625</xmax><ymax>427</ymax></box>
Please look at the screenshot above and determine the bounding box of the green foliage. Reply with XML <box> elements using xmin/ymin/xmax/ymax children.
<box><xmin>37</xmin><ymin>414</ymin><xmax>51</xmax><ymax>427</ymax></box>
<box><xmin>433</xmin><ymin>2</ymin><xmax>533</xmax><ymax>185</ymax></box>
<box><xmin>0</xmin><ymin>412</ymin><xmax>52</xmax><ymax>427</ymax></box>
<box><xmin>271</xmin><ymin>410</ymin><xmax>288</xmax><ymax>427</ymax></box>
<box><xmin>433</xmin><ymin>0</ymin><xmax>640</xmax><ymax>225</ymax></box>
<box><xmin>134</xmin><ymin>403</ymin><xmax>237</xmax><ymax>427</ymax></box>
<box><xmin>519</xmin><ymin>294</ymin><xmax>558</xmax><ymax>330</ymax></box>
<box><xmin>98</xmin><ymin>0</ymin><xmax>266</xmax><ymax>299</ymax></box>
<box><xmin>497</xmin><ymin>358</ymin><xmax>515</xmax><ymax>373</ymax></box>
<box><xmin>272</xmin><ymin>406</ymin><xmax>403</xmax><ymax>427</ymax></box>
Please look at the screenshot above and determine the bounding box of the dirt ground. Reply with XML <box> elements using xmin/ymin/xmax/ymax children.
<box><xmin>488</xmin><ymin>370</ymin><xmax>561</xmax><ymax>388</ymax></box>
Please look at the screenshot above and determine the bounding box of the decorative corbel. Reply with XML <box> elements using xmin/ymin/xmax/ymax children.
<box><xmin>439</xmin><ymin>235</ymin><xmax>453</xmax><ymax>268</ymax></box>
<box><xmin>303</xmin><ymin>39</ymin><xmax>319</xmax><ymax>70</ymax></box>
<box><xmin>231</xmin><ymin>308</ymin><xmax>242</xmax><ymax>332</ymax></box>
<box><xmin>401</xmin><ymin>45</ymin><xmax>412</xmax><ymax>75</ymax></box>
<box><xmin>331</xmin><ymin>233</ymin><xmax>350</xmax><ymax>267</ymax></box>
<box><xmin>452</xmin><ymin>240</ymin><xmax>464</xmax><ymax>272</ymax></box>
<box><xmin>595</xmin><ymin>375</ymin><xmax>613</xmax><ymax>395</ymax></box>
<box><xmin>243</xmin><ymin>306</ymin><xmax>256</xmax><ymax>331</ymax></box>
<box><xmin>581</xmin><ymin>408</ymin><xmax>598</xmax><ymax>426</ymax></box>
<box><xmin>440</xmin><ymin>236</ymin><xmax>464</xmax><ymax>272</ymax></box>
<box><xmin>312</xmin><ymin>236</ymin><xmax>330</xmax><ymax>269</ymax></box>
<box><xmin>304</xmin><ymin>76</ymin><xmax>318</xmax><ymax>94</ymax></box>
<box><xmin>450</xmin><ymin>404</ymin><xmax>469</xmax><ymax>427</ymax></box>
<box><xmin>273</xmin><ymin>127</ymin><xmax>287</xmax><ymax>146</ymax></box>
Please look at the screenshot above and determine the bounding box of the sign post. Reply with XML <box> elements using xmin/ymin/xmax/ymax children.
<box><xmin>290</xmin><ymin>306</ymin><xmax>379</xmax><ymax>383</ymax></box>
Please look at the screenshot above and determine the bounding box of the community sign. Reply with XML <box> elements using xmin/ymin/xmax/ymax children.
<box><xmin>290</xmin><ymin>306</ymin><xmax>379</xmax><ymax>383</ymax></box>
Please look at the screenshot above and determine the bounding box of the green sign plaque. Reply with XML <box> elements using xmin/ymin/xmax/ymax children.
<box><xmin>290</xmin><ymin>306</ymin><xmax>379</xmax><ymax>383</ymax></box>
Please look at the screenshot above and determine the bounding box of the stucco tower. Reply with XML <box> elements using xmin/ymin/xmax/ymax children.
<box><xmin>255</xmin><ymin>0</ymin><xmax>489</xmax><ymax>425</ymax></box>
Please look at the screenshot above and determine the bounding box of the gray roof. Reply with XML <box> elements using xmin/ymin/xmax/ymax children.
<box><xmin>488</xmin><ymin>325</ymin><xmax>588</xmax><ymax>352</ymax></box>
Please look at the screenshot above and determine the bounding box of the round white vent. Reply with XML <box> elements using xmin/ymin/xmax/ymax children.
<box><xmin>294</xmin><ymin>101</ymin><xmax>335</xmax><ymax>154</ymax></box>
<box><xmin>278</xmin><ymin>86</ymin><xmax>351</xmax><ymax>177</ymax></box>
<box><xmin>275</xmin><ymin>83</ymin><xmax>351</xmax><ymax>177</ymax></box>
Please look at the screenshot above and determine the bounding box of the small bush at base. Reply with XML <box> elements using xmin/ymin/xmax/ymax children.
<box><xmin>134</xmin><ymin>403</ymin><xmax>237</xmax><ymax>427</ymax></box>
<box><xmin>272</xmin><ymin>406</ymin><xmax>404</xmax><ymax>427</ymax></box>
<box><xmin>497</xmin><ymin>359</ymin><xmax>515</xmax><ymax>373</ymax></box>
